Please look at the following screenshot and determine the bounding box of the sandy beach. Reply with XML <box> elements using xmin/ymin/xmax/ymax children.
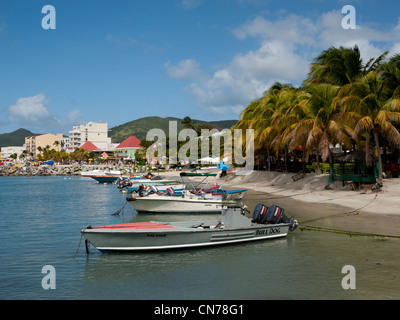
<box><xmin>166</xmin><ymin>170</ymin><xmax>400</xmax><ymax>238</ymax></box>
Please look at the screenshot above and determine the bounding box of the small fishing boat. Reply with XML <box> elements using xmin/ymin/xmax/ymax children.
<box><xmin>123</xmin><ymin>183</ymin><xmax>186</xmax><ymax>194</ymax></box>
<box><xmin>180</xmin><ymin>172</ymin><xmax>247</xmax><ymax>200</ymax></box>
<box><xmin>127</xmin><ymin>189</ymin><xmax>238</xmax><ymax>213</ymax></box>
<box><xmin>81</xmin><ymin>204</ymin><xmax>298</xmax><ymax>252</ymax></box>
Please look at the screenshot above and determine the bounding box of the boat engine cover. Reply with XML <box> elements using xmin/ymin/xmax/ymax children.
<box><xmin>267</xmin><ymin>205</ymin><xmax>283</xmax><ymax>224</ymax></box>
<box><xmin>252</xmin><ymin>203</ymin><xmax>268</xmax><ymax>223</ymax></box>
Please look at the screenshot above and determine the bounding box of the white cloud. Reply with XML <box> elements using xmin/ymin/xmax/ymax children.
<box><xmin>7</xmin><ymin>93</ymin><xmax>84</xmax><ymax>133</ymax></box>
<box><xmin>164</xmin><ymin>59</ymin><xmax>206</xmax><ymax>81</ymax></box>
<box><xmin>183</xmin><ymin>40</ymin><xmax>309</xmax><ymax>114</ymax></box>
<box><xmin>233</xmin><ymin>14</ymin><xmax>317</xmax><ymax>46</ymax></box>
<box><xmin>166</xmin><ymin>10</ymin><xmax>400</xmax><ymax>116</ymax></box>
<box><xmin>8</xmin><ymin>93</ymin><xmax>51</xmax><ymax>123</ymax></box>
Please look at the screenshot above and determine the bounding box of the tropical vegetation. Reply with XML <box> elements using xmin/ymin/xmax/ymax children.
<box><xmin>234</xmin><ymin>45</ymin><xmax>400</xmax><ymax>183</ymax></box>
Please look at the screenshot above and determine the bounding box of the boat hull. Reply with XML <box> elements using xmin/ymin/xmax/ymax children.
<box><xmin>82</xmin><ymin>222</ymin><xmax>289</xmax><ymax>252</ymax></box>
<box><xmin>90</xmin><ymin>176</ymin><xmax>120</xmax><ymax>183</ymax></box>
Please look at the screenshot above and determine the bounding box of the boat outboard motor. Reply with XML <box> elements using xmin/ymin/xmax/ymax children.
<box><xmin>252</xmin><ymin>203</ymin><xmax>298</xmax><ymax>231</ymax></box>
<box><xmin>161</xmin><ymin>187</ymin><xmax>175</xmax><ymax>196</ymax></box>
<box><xmin>139</xmin><ymin>185</ymin><xmax>158</xmax><ymax>197</ymax></box>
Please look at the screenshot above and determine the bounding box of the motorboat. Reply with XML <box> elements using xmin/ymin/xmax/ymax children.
<box><xmin>180</xmin><ymin>172</ymin><xmax>247</xmax><ymax>200</ymax></box>
<box><xmin>81</xmin><ymin>203</ymin><xmax>298</xmax><ymax>252</ymax></box>
<box><xmin>81</xmin><ymin>169</ymin><xmax>128</xmax><ymax>183</ymax></box>
<box><xmin>80</xmin><ymin>169</ymin><xmax>123</xmax><ymax>177</ymax></box>
<box><xmin>126</xmin><ymin>189</ymin><xmax>239</xmax><ymax>213</ymax></box>
<box><xmin>122</xmin><ymin>183</ymin><xmax>186</xmax><ymax>194</ymax></box>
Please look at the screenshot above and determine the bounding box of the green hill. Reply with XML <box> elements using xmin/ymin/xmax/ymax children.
<box><xmin>109</xmin><ymin>116</ymin><xmax>237</xmax><ymax>143</ymax></box>
<box><xmin>0</xmin><ymin>128</ymin><xmax>35</xmax><ymax>148</ymax></box>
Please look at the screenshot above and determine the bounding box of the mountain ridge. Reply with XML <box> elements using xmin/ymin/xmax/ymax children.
<box><xmin>0</xmin><ymin>128</ymin><xmax>36</xmax><ymax>148</ymax></box>
<box><xmin>0</xmin><ymin>117</ymin><xmax>238</xmax><ymax>147</ymax></box>
<box><xmin>108</xmin><ymin>116</ymin><xmax>238</xmax><ymax>143</ymax></box>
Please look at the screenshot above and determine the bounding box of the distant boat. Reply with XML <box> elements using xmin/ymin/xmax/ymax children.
<box><xmin>81</xmin><ymin>204</ymin><xmax>298</xmax><ymax>252</ymax></box>
<box><xmin>80</xmin><ymin>169</ymin><xmax>123</xmax><ymax>177</ymax></box>
<box><xmin>81</xmin><ymin>169</ymin><xmax>127</xmax><ymax>182</ymax></box>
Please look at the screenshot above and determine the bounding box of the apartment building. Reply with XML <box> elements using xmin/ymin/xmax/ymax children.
<box><xmin>69</xmin><ymin>121</ymin><xmax>111</xmax><ymax>151</ymax></box>
<box><xmin>25</xmin><ymin>133</ymin><xmax>63</xmax><ymax>157</ymax></box>
<box><xmin>0</xmin><ymin>146</ymin><xmax>26</xmax><ymax>160</ymax></box>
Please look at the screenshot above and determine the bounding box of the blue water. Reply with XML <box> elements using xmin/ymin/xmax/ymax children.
<box><xmin>0</xmin><ymin>176</ymin><xmax>399</xmax><ymax>300</ymax></box>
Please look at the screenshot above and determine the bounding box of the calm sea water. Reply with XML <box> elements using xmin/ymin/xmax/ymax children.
<box><xmin>0</xmin><ymin>176</ymin><xmax>399</xmax><ymax>300</ymax></box>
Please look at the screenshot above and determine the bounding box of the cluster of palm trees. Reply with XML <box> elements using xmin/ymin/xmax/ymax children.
<box><xmin>234</xmin><ymin>45</ymin><xmax>400</xmax><ymax>183</ymax></box>
<box><xmin>16</xmin><ymin>142</ymin><xmax>97</xmax><ymax>164</ymax></box>
<box><xmin>35</xmin><ymin>146</ymin><xmax>95</xmax><ymax>163</ymax></box>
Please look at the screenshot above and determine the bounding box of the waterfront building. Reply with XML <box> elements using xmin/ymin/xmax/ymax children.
<box><xmin>69</xmin><ymin>121</ymin><xmax>111</xmax><ymax>151</ymax></box>
<box><xmin>0</xmin><ymin>146</ymin><xmax>26</xmax><ymax>161</ymax></box>
<box><xmin>80</xmin><ymin>141</ymin><xmax>101</xmax><ymax>152</ymax></box>
<box><xmin>114</xmin><ymin>136</ymin><xmax>142</xmax><ymax>160</ymax></box>
<box><xmin>25</xmin><ymin>133</ymin><xmax>63</xmax><ymax>157</ymax></box>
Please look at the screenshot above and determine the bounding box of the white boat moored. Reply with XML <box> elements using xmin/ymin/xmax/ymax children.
<box><xmin>81</xmin><ymin>204</ymin><xmax>298</xmax><ymax>253</ymax></box>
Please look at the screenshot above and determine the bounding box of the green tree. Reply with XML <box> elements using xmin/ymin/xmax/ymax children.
<box><xmin>338</xmin><ymin>71</ymin><xmax>400</xmax><ymax>183</ymax></box>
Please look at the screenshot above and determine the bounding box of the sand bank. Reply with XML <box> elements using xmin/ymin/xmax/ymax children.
<box><xmin>223</xmin><ymin>171</ymin><xmax>400</xmax><ymax>238</ymax></box>
<box><xmin>166</xmin><ymin>169</ymin><xmax>400</xmax><ymax>238</ymax></box>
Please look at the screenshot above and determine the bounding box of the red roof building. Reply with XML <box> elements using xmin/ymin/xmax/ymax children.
<box><xmin>80</xmin><ymin>141</ymin><xmax>101</xmax><ymax>151</ymax></box>
<box><xmin>115</xmin><ymin>136</ymin><xmax>142</xmax><ymax>149</ymax></box>
<box><xmin>115</xmin><ymin>136</ymin><xmax>142</xmax><ymax>160</ymax></box>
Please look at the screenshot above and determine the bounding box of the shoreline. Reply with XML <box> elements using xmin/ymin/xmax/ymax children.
<box><xmin>165</xmin><ymin>169</ymin><xmax>400</xmax><ymax>238</ymax></box>
<box><xmin>2</xmin><ymin>166</ymin><xmax>399</xmax><ymax>238</ymax></box>
<box><xmin>221</xmin><ymin>171</ymin><xmax>400</xmax><ymax>239</ymax></box>
<box><xmin>0</xmin><ymin>164</ymin><xmax>121</xmax><ymax>177</ymax></box>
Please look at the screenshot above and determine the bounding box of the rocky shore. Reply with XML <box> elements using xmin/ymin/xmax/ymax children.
<box><xmin>0</xmin><ymin>164</ymin><xmax>121</xmax><ymax>177</ymax></box>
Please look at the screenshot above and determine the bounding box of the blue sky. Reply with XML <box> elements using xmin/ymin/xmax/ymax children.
<box><xmin>1</xmin><ymin>0</ymin><xmax>400</xmax><ymax>135</ymax></box>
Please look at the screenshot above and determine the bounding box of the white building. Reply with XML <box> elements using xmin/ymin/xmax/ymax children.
<box><xmin>1</xmin><ymin>146</ymin><xmax>26</xmax><ymax>161</ymax></box>
<box><xmin>69</xmin><ymin>121</ymin><xmax>112</xmax><ymax>151</ymax></box>
<box><xmin>60</xmin><ymin>137</ymin><xmax>73</xmax><ymax>153</ymax></box>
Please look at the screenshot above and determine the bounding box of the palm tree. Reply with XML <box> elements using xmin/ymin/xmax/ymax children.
<box><xmin>235</xmin><ymin>83</ymin><xmax>299</xmax><ymax>171</ymax></box>
<box><xmin>380</xmin><ymin>53</ymin><xmax>400</xmax><ymax>98</ymax></box>
<box><xmin>53</xmin><ymin>140</ymin><xmax>60</xmax><ymax>151</ymax></box>
<box><xmin>288</xmin><ymin>84</ymin><xmax>351</xmax><ymax>177</ymax></box>
<box><xmin>304</xmin><ymin>45</ymin><xmax>387</xmax><ymax>87</ymax></box>
<box><xmin>337</xmin><ymin>71</ymin><xmax>400</xmax><ymax>183</ymax></box>
<box><xmin>304</xmin><ymin>45</ymin><xmax>363</xmax><ymax>86</ymax></box>
<box><xmin>181</xmin><ymin>116</ymin><xmax>197</xmax><ymax>130</ymax></box>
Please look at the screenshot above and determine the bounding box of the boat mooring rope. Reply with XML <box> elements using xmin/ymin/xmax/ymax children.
<box><xmin>300</xmin><ymin>194</ymin><xmax>378</xmax><ymax>224</ymax></box>
<box><xmin>112</xmin><ymin>201</ymin><xmax>128</xmax><ymax>215</ymax></box>
<box><xmin>72</xmin><ymin>226</ymin><xmax>91</xmax><ymax>257</ymax></box>
<box><xmin>298</xmin><ymin>195</ymin><xmax>400</xmax><ymax>239</ymax></box>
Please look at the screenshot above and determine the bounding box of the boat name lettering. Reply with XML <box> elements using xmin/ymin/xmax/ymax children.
<box><xmin>147</xmin><ymin>234</ymin><xmax>166</xmax><ymax>237</ymax></box>
<box><xmin>256</xmin><ymin>228</ymin><xmax>280</xmax><ymax>235</ymax></box>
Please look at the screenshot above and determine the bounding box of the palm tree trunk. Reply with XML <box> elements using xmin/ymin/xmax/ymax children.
<box><xmin>284</xmin><ymin>147</ymin><xmax>288</xmax><ymax>173</ymax></box>
<box><xmin>328</xmin><ymin>148</ymin><xmax>334</xmax><ymax>183</ymax></box>
<box><xmin>267</xmin><ymin>149</ymin><xmax>271</xmax><ymax>171</ymax></box>
<box><xmin>365</xmin><ymin>132</ymin><xmax>371</xmax><ymax>167</ymax></box>
<box><xmin>316</xmin><ymin>149</ymin><xmax>321</xmax><ymax>175</ymax></box>
<box><xmin>373</xmin><ymin>130</ymin><xmax>383</xmax><ymax>184</ymax></box>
